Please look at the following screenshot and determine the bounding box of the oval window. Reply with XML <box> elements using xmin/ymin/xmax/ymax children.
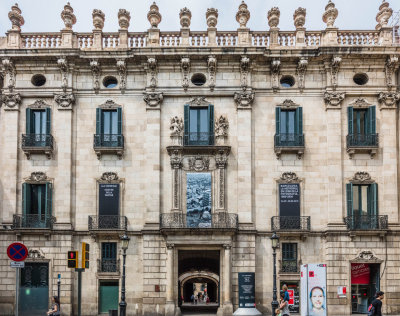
<box><xmin>103</xmin><ymin>76</ymin><xmax>118</xmax><ymax>88</ymax></box>
<box><xmin>31</xmin><ymin>74</ymin><xmax>46</xmax><ymax>87</ymax></box>
<box><xmin>353</xmin><ymin>73</ymin><xmax>368</xmax><ymax>86</ymax></box>
<box><xmin>280</xmin><ymin>75</ymin><xmax>295</xmax><ymax>88</ymax></box>
<box><xmin>191</xmin><ymin>73</ymin><xmax>206</xmax><ymax>86</ymax></box>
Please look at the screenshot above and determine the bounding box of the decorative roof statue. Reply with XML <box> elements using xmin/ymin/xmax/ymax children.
<box><xmin>147</xmin><ymin>2</ymin><xmax>162</xmax><ymax>28</ymax></box>
<box><xmin>236</xmin><ymin>1</ymin><xmax>250</xmax><ymax>28</ymax></box>
<box><xmin>293</xmin><ymin>7</ymin><xmax>306</xmax><ymax>29</ymax></box>
<box><xmin>92</xmin><ymin>9</ymin><xmax>105</xmax><ymax>31</ymax></box>
<box><xmin>179</xmin><ymin>7</ymin><xmax>192</xmax><ymax>28</ymax></box>
<box><xmin>118</xmin><ymin>9</ymin><xmax>131</xmax><ymax>30</ymax></box>
<box><xmin>376</xmin><ymin>0</ymin><xmax>393</xmax><ymax>30</ymax></box>
<box><xmin>322</xmin><ymin>0</ymin><xmax>338</xmax><ymax>29</ymax></box>
<box><xmin>8</xmin><ymin>3</ymin><xmax>24</xmax><ymax>31</ymax></box>
<box><xmin>206</xmin><ymin>8</ymin><xmax>218</xmax><ymax>28</ymax></box>
<box><xmin>268</xmin><ymin>7</ymin><xmax>280</xmax><ymax>29</ymax></box>
<box><xmin>61</xmin><ymin>2</ymin><xmax>76</xmax><ymax>30</ymax></box>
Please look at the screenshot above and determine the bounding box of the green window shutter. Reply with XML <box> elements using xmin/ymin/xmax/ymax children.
<box><xmin>208</xmin><ymin>104</ymin><xmax>214</xmax><ymax>145</ymax></box>
<box><xmin>369</xmin><ymin>106</ymin><xmax>376</xmax><ymax>135</ymax></box>
<box><xmin>346</xmin><ymin>183</ymin><xmax>353</xmax><ymax>217</ymax></box>
<box><xmin>26</xmin><ymin>108</ymin><xmax>32</xmax><ymax>134</ymax></box>
<box><xmin>347</xmin><ymin>107</ymin><xmax>354</xmax><ymax>135</ymax></box>
<box><xmin>296</xmin><ymin>107</ymin><xmax>303</xmax><ymax>135</ymax></box>
<box><xmin>275</xmin><ymin>107</ymin><xmax>281</xmax><ymax>135</ymax></box>
<box><xmin>96</xmin><ymin>108</ymin><xmax>101</xmax><ymax>134</ymax></box>
<box><xmin>45</xmin><ymin>182</ymin><xmax>52</xmax><ymax>217</ymax></box>
<box><xmin>184</xmin><ymin>104</ymin><xmax>189</xmax><ymax>145</ymax></box>
<box><xmin>369</xmin><ymin>183</ymin><xmax>378</xmax><ymax>216</ymax></box>
<box><xmin>22</xmin><ymin>183</ymin><xmax>32</xmax><ymax>215</ymax></box>
<box><xmin>45</xmin><ymin>108</ymin><xmax>51</xmax><ymax>134</ymax></box>
<box><xmin>117</xmin><ymin>108</ymin><xmax>122</xmax><ymax>135</ymax></box>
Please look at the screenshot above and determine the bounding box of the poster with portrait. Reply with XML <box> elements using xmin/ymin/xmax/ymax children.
<box><xmin>186</xmin><ymin>173</ymin><xmax>212</xmax><ymax>228</ymax></box>
<box><xmin>300</xmin><ymin>263</ymin><xmax>327</xmax><ymax>316</ymax></box>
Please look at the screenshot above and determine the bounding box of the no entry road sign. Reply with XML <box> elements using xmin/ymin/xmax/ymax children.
<box><xmin>7</xmin><ymin>243</ymin><xmax>28</xmax><ymax>262</ymax></box>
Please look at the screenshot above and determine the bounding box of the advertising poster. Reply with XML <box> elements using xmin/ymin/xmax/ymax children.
<box><xmin>238</xmin><ymin>272</ymin><xmax>256</xmax><ymax>308</ymax></box>
<box><xmin>99</xmin><ymin>183</ymin><xmax>120</xmax><ymax>215</ymax></box>
<box><xmin>186</xmin><ymin>173</ymin><xmax>212</xmax><ymax>228</ymax></box>
<box><xmin>301</xmin><ymin>264</ymin><xmax>327</xmax><ymax>316</ymax></box>
<box><xmin>351</xmin><ymin>263</ymin><xmax>370</xmax><ymax>284</ymax></box>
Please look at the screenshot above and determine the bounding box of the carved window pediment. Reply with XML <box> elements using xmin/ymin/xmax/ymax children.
<box><xmin>187</xmin><ymin>97</ymin><xmax>210</xmax><ymax>107</ymax></box>
<box><xmin>24</xmin><ymin>172</ymin><xmax>50</xmax><ymax>183</ymax></box>
<box><xmin>350</xmin><ymin>172</ymin><xmax>374</xmax><ymax>184</ymax></box>
<box><xmin>351</xmin><ymin>250</ymin><xmax>382</xmax><ymax>263</ymax></box>
<box><xmin>99</xmin><ymin>99</ymin><xmax>121</xmax><ymax>109</ymax></box>
<box><xmin>277</xmin><ymin>172</ymin><xmax>300</xmax><ymax>183</ymax></box>
<box><xmin>277</xmin><ymin>99</ymin><xmax>299</xmax><ymax>109</ymax></box>
<box><xmin>29</xmin><ymin>100</ymin><xmax>51</xmax><ymax>109</ymax></box>
<box><xmin>100</xmin><ymin>172</ymin><xmax>119</xmax><ymax>183</ymax></box>
<box><xmin>348</xmin><ymin>98</ymin><xmax>373</xmax><ymax>109</ymax></box>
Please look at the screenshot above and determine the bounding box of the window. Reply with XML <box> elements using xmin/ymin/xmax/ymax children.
<box><xmin>275</xmin><ymin>107</ymin><xmax>303</xmax><ymax>146</ymax></box>
<box><xmin>95</xmin><ymin>108</ymin><xmax>122</xmax><ymax>147</ymax></box>
<box><xmin>346</xmin><ymin>183</ymin><xmax>378</xmax><ymax>229</ymax></box>
<box><xmin>281</xmin><ymin>243</ymin><xmax>298</xmax><ymax>272</ymax></box>
<box><xmin>184</xmin><ymin>104</ymin><xmax>214</xmax><ymax>146</ymax></box>
<box><xmin>101</xmin><ymin>242</ymin><xmax>118</xmax><ymax>272</ymax></box>
<box><xmin>347</xmin><ymin>106</ymin><xmax>376</xmax><ymax>146</ymax></box>
<box><xmin>25</xmin><ymin>108</ymin><xmax>51</xmax><ymax>146</ymax></box>
<box><xmin>22</xmin><ymin>182</ymin><xmax>52</xmax><ymax>228</ymax></box>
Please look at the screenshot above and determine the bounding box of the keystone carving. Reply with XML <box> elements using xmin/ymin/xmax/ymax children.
<box><xmin>61</xmin><ymin>2</ymin><xmax>76</xmax><ymax>30</ymax></box>
<box><xmin>2</xmin><ymin>58</ymin><xmax>16</xmax><ymax>92</ymax></box>
<box><xmin>28</xmin><ymin>249</ymin><xmax>45</xmax><ymax>259</ymax></box>
<box><xmin>26</xmin><ymin>172</ymin><xmax>48</xmax><ymax>182</ymax></box>
<box><xmin>354</xmin><ymin>251</ymin><xmax>380</xmax><ymax>262</ymax></box>
<box><xmin>181</xmin><ymin>57</ymin><xmax>190</xmax><ymax>91</ymax></box>
<box><xmin>208</xmin><ymin>56</ymin><xmax>216</xmax><ymax>91</ymax></box>
<box><xmin>236</xmin><ymin>1</ymin><xmax>250</xmax><ymax>28</ymax></box>
<box><xmin>99</xmin><ymin>99</ymin><xmax>120</xmax><ymax>109</ymax></box>
<box><xmin>179</xmin><ymin>7</ymin><xmax>192</xmax><ymax>28</ymax></box>
<box><xmin>351</xmin><ymin>172</ymin><xmax>373</xmax><ymax>184</ymax></box>
<box><xmin>279</xmin><ymin>99</ymin><xmax>299</xmax><ymax>109</ymax></box>
<box><xmin>188</xmin><ymin>155</ymin><xmax>210</xmax><ymax>171</ymax></box>
<box><xmin>147</xmin><ymin>2</ymin><xmax>162</xmax><ymax>28</ymax></box>
<box><xmin>385</xmin><ymin>56</ymin><xmax>398</xmax><ymax>90</ymax></box>
<box><xmin>206</xmin><ymin>8</ymin><xmax>218</xmax><ymax>28</ymax></box>
<box><xmin>1</xmin><ymin>92</ymin><xmax>21</xmax><ymax>111</ymax></box>
<box><xmin>90</xmin><ymin>59</ymin><xmax>101</xmax><ymax>93</ymax></box>
<box><xmin>30</xmin><ymin>100</ymin><xmax>50</xmax><ymax>109</ymax></box>
<box><xmin>378</xmin><ymin>92</ymin><xmax>400</xmax><ymax>109</ymax></box>
<box><xmin>240</xmin><ymin>55</ymin><xmax>250</xmax><ymax>91</ymax></box>
<box><xmin>376</xmin><ymin>1</ymin><xmax>393</xmax><ymax>30</ymax></box>
<box><xmin>143</xmin><ymin>92</ymin><xmax>163</xmax><ymax>108</ymax></box>
<box><xmin>54</xmin><ymin>92</ymin><xmax>75</xmax><ymax>110</ymax></box>
<box><xmin>349</xmin><ymin>98</ymin><xmax>372</xmax><ymax>108</ymax></box>
<box><xmin>331</xmin><ymin>56</ymin><xmax>342</xmax><ymax>90</ymax></box>
<box><xmin>234</xmin><ymin>91</ymin><xmax>255</xmax><ymax>109</ymax></box>
<box><xmin>322</xmin><ymin>0</ymin><xmax>338</xmax><ymax>29</ymax></box>
<box><xmin>215</xmin><ymin>116</ymin><xmax>229</xmax><ymax>137</ymax></box>
<box><xmin>280</xmin><ymin>172</ymin><xmax>299</xmax><ymax>183</ymax></box>
<box><xmin>101</xmin><ymin>172</ymin><xmax>119</xmax><ymax>182</ymax></box>
<box><xmin>92</xmin><ymin>9</ymin><xmax>105</xmax><ymax>31</ymax></box>
<box><xmin>116</xmin><ymin>59</ymin><xmax>127</xmax><ymax>92</ymax></box>
<box><xmin>188</xmin><ymin>97</ymin><xmax>209</xmax><ymax>107</ymax></box>
<box><xmin>293</xmin><ymin>7</ymin><xmax>306</xmax><ymax>29</ymax></box>
<box><xmin>267</xmin><ymin>7</ymin><xmax>280</xmax><ymax>28</ymax></box>
<box><xmin>297</xmin><ymin>58</ymin><xmax>308</xmax><ymax>92</ymax></box>
<box><xmin>57</xmin><ymin>57</ymin><xmax>68</xmax><ymax>92</ymax></box>
<box><xmin>324</xmin><ymin>91</ymin><xmax>345</xmax><ymax>109</ymax></box>
<box><xmin>271</xmin><ymin>59</ymin><xmax>281</xmax><ymax>92</ymax></box>
<box><xmin>8</xmin><ymin>4</ymin><xmax>24</xmax><ymax>31</ymax></box>
<box><xmin>118</xmin><ymin>9</ymin><xmax>131</xmax><ymax>30</ymax></box>
<box><xmin>170</xmin><ymin>116</ymin><xmax>183</xmax><ymax>136</ymax></box>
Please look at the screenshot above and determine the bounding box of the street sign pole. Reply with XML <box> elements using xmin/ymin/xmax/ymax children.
<box><xmin>75</xmin><ymin>268</ymin><xmax>84</xmax><ymax>316</ymax></box>
<box><xmin>15</xmin><ymin>267</ymin><xmax>19</xmax><ymax>316</ymax></box>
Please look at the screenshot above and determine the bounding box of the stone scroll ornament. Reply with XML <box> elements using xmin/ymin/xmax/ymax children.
<box><xmin>116</xmin><ymin>59</ymin><xmax>127</xmax><ymax>92</ymax></box>
<box><xmin>271</xmin><ymin>59</ymin><xmax>281</xmax><ymax>92</ymax></box>
<box><xmin>57</xmin><ymin>57</ymin><xmax>68</xmax><ymax>92</ymax></box>
<box><xmin>90</xmin><ymin>59</ymin><xmax>101</xmax><ymax>93</ymax></box>
<box><xmin>147</xmin><ymin>57</ymin><xmax>158</xmax><ymax>91</ymax></box>
<box><xmin>181</xmin><ymin>57</ymin><xmax>190</xmax><ymax>91</ymax></box>
<box><xmin>240</xmin><ymin>55</ymin><xmax>250</xmax><ymax>91</ymax></box>
<box><xmin>2</xmin><ymin>58</ymin><xmax>16</xmax><ymax>92</ymax></box>
<box><xmin>208</xmin><ymin>56</ymin><xmax>216</xmax><ymax>91</ymax></box>
<box><xmin>297</xmin><ymin>58</ymin><xmax>308</xmax><ymax>92</ymax></box>
<box><xmin>331</xmin><ymin>56</ymin><xmax>342</xmax><ymax>91</ymax></box>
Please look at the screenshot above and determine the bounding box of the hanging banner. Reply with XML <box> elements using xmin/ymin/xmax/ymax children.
<box><xmin>351</xmin><ymin>263</ymin><xmax>370</xmax><ymax>284</ymax></box>
<box><xmin>301</xmin><ymin>264</ymin><xmax>328</xmax><ymax>316</ymax></box>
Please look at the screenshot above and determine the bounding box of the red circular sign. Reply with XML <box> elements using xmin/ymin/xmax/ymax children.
<box><xmin>7</xmin><ymin>243</ymin><xmax>28</xmax><ymax>262</ymax></box>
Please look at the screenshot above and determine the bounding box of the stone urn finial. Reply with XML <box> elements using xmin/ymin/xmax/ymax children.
<box><xmin>92</xmin><ymin>9</ymin><xmax>105</xmax><ymax>31</ymax></box>
<box><xmin>8</xmin><ymin>3</ymin><xmax>24</xmax><ymax>31</ymax></box>
<box><xmin>236</xmin><ymin>1</ymin><xmax>250</xmax><ymax>28</ymax></box>
<box><xmin>118</xmin><ymin>9</ymin><xmax>131</xmax><ymax>30</ymax></box>
<box><xmin>376</xmin><ymin>1</ymin><xmax>393</xmax><ymax>30</ymax></box>
<box><xmin>267</xmin><ymin>7</ymin><xmax>280</xmax><ymax>28</ymax></box>
<box><xmin>206</xmin><ymin>8</ymin><xmax>218</xmax><ymax>28</ymax></box>
<box><xmin>322</xmin><ymin>0</ymin><xmax>338</xmax><ymax>29</ymax></box>
<box><xmin>293</xmin><ymin>7</ymin><xmax>306</xmax><ymax>29</ymax></box>
<box><xmin>61</xmin><ymin>2</ymin><xmax>76</xmax><ymax>30</ymax></box>
<box><xmin>179</xmin><ymin>7</ymin><xmax>192</xmax><ymax>28</ymax></box>
<box><xmin>147</xmin><ymin>2</ymin><xmax>162</xmax><ymax>28</ymax></box>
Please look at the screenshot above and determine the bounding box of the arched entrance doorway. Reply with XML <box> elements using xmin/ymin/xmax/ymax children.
<box><xmin>180</xmin><ymin>271</ymin><xmax>219</xmax><ymax>304</ymax></box>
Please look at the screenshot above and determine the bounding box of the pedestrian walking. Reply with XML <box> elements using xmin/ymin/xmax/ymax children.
<box><xmin>279</xmin><ymin>291</ymin><xmax>290</xmax><ymax>316</ymax></box>
<box><xmin>47</xmin><ymin>296</ymin><xmax>60</xmax><ymax>316</ymax></box>
<box><xmin>369</xmin><ymin>291</ymin><xmax>384</xmax><ymax>316</ymax></box>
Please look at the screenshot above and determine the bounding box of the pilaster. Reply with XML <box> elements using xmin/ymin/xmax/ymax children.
<box><xmin>223</xmin><ymin>244</ymin><xmax>233</xmax><ymax>316</ymax></box>
<box><xmin>165</xmin><ymin>243</ymin><xmax>175</xmax><ymax>316</ymax></box>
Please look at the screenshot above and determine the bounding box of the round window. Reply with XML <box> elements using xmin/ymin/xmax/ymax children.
<box><xmin>103</xmin><ymin>76</ymin><xmax>118</xmax><ymax>88</ymax></box>
<box><xmin>280</xmin><ymin>75</ymin><xmax>295</xmax><ymax>88</ymax></box>
<box><xmin>31</xmin><ymin>74</ymin><xmax>46</xmax><ymax>87</ymax></box>
<box><xmin>191</xmin><ymin>73</ymin><xmax>206</xmax><ymax>86</ymax></box>
<box><xmin>353</xmin><ymin>73</ymin><xmax>369</xmax><ymax>86</ymax></box>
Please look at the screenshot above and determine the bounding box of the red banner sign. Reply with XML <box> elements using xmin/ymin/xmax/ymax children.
<box><xmin>351</xmin><ymin>263</ymin><xmax>370</xmax><ymax>284</ymax></box>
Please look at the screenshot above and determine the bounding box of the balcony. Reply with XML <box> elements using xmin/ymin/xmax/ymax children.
<box><xmin>184</xmin><ymin>132</ymin><xmax>214</xmax><ymax>146</ymax></box>
<box><xmin>271</xmin><ymin>216</ymin><xmax>311</xmax><ymax>232</ymax></box>
<box><xmin>279</xmin><ymin>260</ymin><xmax>299</xmax><ymax>274</ymax></box>
<box><xmin>160</xmin><ymin>212</ymin><xmax>238</xmax><ymax>232</ymax></box>
<box><xmin>346</xmin><ymin>134</ymin><xmax>379</xmax><ymax>159</ymax></box>
<box><xmin>93</xmin><ymin>134</ymin><xmax>124</xmax><ymax>159</ymax></box>
<box><xmin>274</xmin><ymin>133</ymin><xmax>305</xmax><ymax>159</ymax></box>
<box><xmin>12</xmin><ymin>214</ymin><xmax>56</xmax><ymax>230</ymax></box>
<box><xmin>88</xmin><ymin>215</ymin><xmax>127</xmax><ymax>231</ymax></box>
<box><xmin>97</xmin><ymin>259</ymin><xmax>120</xmax><ymax>274</ymax></box>
<box><xmin>344</xmin><ymin>215</ymin><xmax>388</xmax><ymax>230</ymax></box>
<box><xmin>21</xmin><ymin>134</ymin><xmax>54</xmax><ymax>159</ymax></box>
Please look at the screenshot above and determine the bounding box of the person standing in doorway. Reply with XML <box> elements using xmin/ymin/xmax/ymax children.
<box><xmin>371</xmin><ymin>291</ymin><xmax>384</xmax><ymax>316</ymax></box>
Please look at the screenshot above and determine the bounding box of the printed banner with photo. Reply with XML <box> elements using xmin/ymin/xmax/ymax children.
<box><xmin>186</xmin><ymin>173</ymin><xmax>212</xmax><ymax>228</ymax></box>
<box><xmin>301</xmin><ymin>263</ymin><xmax>327</xmax><ymax>316</ymax></box>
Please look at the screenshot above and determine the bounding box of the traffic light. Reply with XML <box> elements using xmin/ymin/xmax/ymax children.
<box><xmin>67</xmin><ymin>251</ymin><xmax>78</xmax><ymax>268</ymax></box>
<box><xmin>82</xmin><ymin>242</ymin><xmax>89</xmax><ymax>269</ymax></box>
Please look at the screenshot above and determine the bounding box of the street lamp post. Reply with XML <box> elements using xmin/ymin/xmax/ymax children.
<box><xmin>119</xmin><ymin>233</ymin><xmax>130</xmax><ymax>316</ymax></box>
<box><xmin>270</xmin><ymin>232</ymin><xmax>280</xmax><ymax>316</ymax></box>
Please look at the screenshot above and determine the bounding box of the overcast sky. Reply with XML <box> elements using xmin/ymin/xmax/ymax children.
<box><xmin>0</xmin><ymin>0</ymin><xmax>399</xmax><ymax>33</ymax></box>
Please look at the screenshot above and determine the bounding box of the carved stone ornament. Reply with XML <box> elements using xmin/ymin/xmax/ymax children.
<box><xmin>188</xmin><ymin>155</ymin><xmax>210</xmax><ymax>171</ymax></box>
<box><xmin>324</xmin><ymin>91</ymin><xmax>345</xmax><ymax>109</ymax></box>
<box><xmin>92</xmin><ymin>9</ymin><xmax>105</xmax><ymax>31</ymax></box>
<box><xmin>61</xmin><ymin>2</ymin><xmax>76</xmax><ymax>30</ymax></box>
<box><xmin>2</xmin><ymin>58</ymin><xmax>16</xmax><ymax>92</ymax></box>
<box><xmin>100</xmin><ymin>172</ymin><xmax>119</xmax><ymax>182</ymax></box>
<box><xmin>1</xmin><ymin>92</ymin><xmax>21</xmax><ymax>110</ymax></box>
<box><xmin>376</xmin><ymin>1</ymin><xmax>393</xmax><ymax>30</ymax></box>
<box><xmin>267</xmin><ymin>7</ymin><xmax>280</xmax><ymax>28</ymax></box>
<box><xmin>297</xmin><ymin>58</ymin><xmax>308</xmax><ymax>92</ymax></box>
<box><xmin>27</xmin><ymin>172</ymin><xmax>48</xmax><ymax>182</ymax></box>
<box><xmin>116</xmin><ymin>59</ymin><xmax>127</xmax><ymax>92</ymax></box>
<box><xmin>279</xmin><ymin>99</ymin><xmax>299</xmax><ymax>109</ymax></box>
<box><xmin>100</xmin><ymin>99</ymin><xmax>120</xmax><ymax>109</ymax></box>
<box><xmin>166</xmin><ymin>243</ymin><xmax>175</xmax><ymax>250</ymax></box>
<box><xmin>215</xmin><ymin>116</ymin><xmax>229</xmax><ymax>137</ymax></box>
<box><xmin>147</xmin><ymin>2</ymin><xmax>162</xmax><ymax>28</ymax></box>
<box><xmin>293</xmin><ymin>7</ymin><xmax>306</xmax><ymax>29</ymax></box>
<box><xmin>28</xmin><ymin>249</ymin><xmax>46</xmax><ymax>259</ymax></box>
<box><xmin>118</xmin><ymin>9</ymin><xmax>131</xmax><ymax>30</ymax></box>
<box><xmin>30</xmin><ymin>100</ymin><xmax>50</xmax><ymax>109</ymax></box>
<box><xmin>234</xmin><ymin>91</ymin><xmax>255</xmax><ymax>109</ymax></box>
<box><xmin>169</xmin><ymin>149</ymin><xmax>182</xmax><ymax>168</ymax></box>
<box><xmin>179</xmin><ymin>7</ymin><xmax>192</xmax><ymax>28</ymax></box>
<box><xmin>349</xmin><ymin>98</ymin><xmax>372</xmax><ymax>108</ymax></box>
<box><xmin>378</xmin><ymin>92</ymin><xmax>400</xmax><ymax>109</ymax></box>
<box><xmin>280</xmin><ymin>172</ymin><xmax>299</xmax><ymax>183</ymax></box>
<box><xmin>215</xmin><ymin>149</ymin><xmax>229</xmax><ymax>168</ymax></box>
<box><xmin>170</xmin><ymin>116</ymin><xmax>183</xmax><ymax>136</ymax></box>
<box><xmin>208</xmin><ymin>56</ymin><xmax>216</xmax><ymax>91</ymax></box>
<box><xmin>143</xmin><ymin>92</ymin><xmax>163</xmax><ymax>108</ymax></box>
<box><xmin>147</xmin><ymin>57</ymin><xmax>158</xmax><ymax>91</ymax></box>
<box><xmin>8</xmin><ymin>4</ymin><xmax>24</xmax><ymax>31</ymax></box>
<box><xmin>351</xmin><ymin>172</ymin><xmax>373</xmax><ymax>184</ymax></box>
<box><xmin>181</xmin><ymin>57</ymin><xmax>190</xmax><ymax>91</ymax></box>
<box><xmin>90</xmin><ymin>59</ymin><xmax>101</xmax><ymax>93</ymax></box>
<box><xmin>188</xmin><ymin>97</ymin><xmax>209</xmax><ymax>107</ymax></box>
<box><xmin>54</xmin><ymin>92</ymin><xmax>75</xmax><ymax>110</ymax></box>
<box><xmin>354</xmin><ymin>251</ymin><xmax>380</xmax><ymax>262</ymax></box>
<box><xmin>236</xmin><ymin>1</ymin><xmax>250</xmax><ymax>28</ymax></box>
<box><xmin>206</xmin><ymin>8</ymin><xmax>218</xmax><ymax>28</ymax></box>
<box><xmin>331</xmin><ymin>56</ymin><xmax>342</xmax><ymax>90</ymax></box>
<box><xmin>240</xmin><ymin>55</ymin><xmax>250</xmax><ymax>91</ymax></box>
<box><xmin>271</xmin><ymin>59</ymin><xmax>281</xmax><ymax>92</ymax></box>
<box><xmin>322</xmin><ymin>0</ymin><xmax>338</xmax><ymax>29</ymax></box>
<box><xmin>57</xmin><ymin>57</ymin><xmax>68</xmax><ymax>92</ymax></box>
<box><xmin>385</xmin><ymin>56</ymin><xmax>398</xmax><ymax>90</ymax></box>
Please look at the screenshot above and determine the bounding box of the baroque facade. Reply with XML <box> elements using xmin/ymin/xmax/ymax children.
<box><xmin>0</xmin><ymin>1</ymin><xmax>400</xmax><ymax>316</ymax></box>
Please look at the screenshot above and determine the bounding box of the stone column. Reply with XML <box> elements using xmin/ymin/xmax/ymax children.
<box><xmin>165</xmin><ymin>243</ymin><xmax>175</xmax><ymax>316</ymax></box>
<box><xmin>222</xmin><ymin>244</ymin><xmax>233</xmax><ymax>315</ymax></box>
<box><xmin>0</xmin><ymin>93</ymin><xmax>21</xmax><ymax>224</ymax></box>
<box><xmin>143</xmin><ymin>92</ymin><xmax>163</xmax><ymax>227</ymax></box>
<box><xmin>234</xmin><ymin>91</ymin><xmax>254</xmax><ymax>225</ymax></box>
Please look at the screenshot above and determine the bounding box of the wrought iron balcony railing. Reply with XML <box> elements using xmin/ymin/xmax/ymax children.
<box><xmin>22</xmin><ymin>134</ymin><xmax>54</xmax><ymax>148</ymax></box>
<box><xmin>160</xmin><ymin>212</ymin><xmax>238</xmax><ymax>230</ymax></box>
<box><xmin>274</xmin><ymin>133</ymin><xmax>305</xmax><ymax>147</ymax></box>
<box><xmin>346</xmin><ymin>133</ymin><xmax>379</xmax><ymax>147</ymax></box>
<box><xmin>344</xmin><ymin>215</ymin><xmax>388</xmax><ymax>230</ymax></box>
<box><xmin>271</xmin><ymin>216</ymin><xmax>311</xmax><ymax>231</ymax></box>
<box><xmin>184</xmin><ymin>132</ymin><xmax>214</xmax><ymax>146</ymax></box>
<box><xmin>88</xmin><ymin>215</ymin><xmax>127</xmax><ymax>230</ymax></box>
<box><xmin>12</xmin><ymin>214</ymin><xmax>56</xmax><ymax>229</ymax></box>
<box><xmin>279</xmin><ymin>260</ymin><xmax>299</xmax><ymax>273</ymax></box>
<box><xmin>97</xmin><ymin>259</ymin><xmax>120</xmax><ymax>273</ymax></box>
<box><xmin>93</xmin><ymin>134</ymin><xmax>124</xmax><ymax>148</ymax></box>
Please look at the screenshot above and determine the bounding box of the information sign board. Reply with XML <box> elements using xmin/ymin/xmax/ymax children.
<box><xmin>238</xmin><ymin>272</ymin><xmax>256</xmax><ymax>308</ymax></box>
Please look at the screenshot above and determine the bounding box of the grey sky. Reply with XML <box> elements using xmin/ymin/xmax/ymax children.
<box><xmin>0</xmin><ymin>0</ymin><xmax>399</xmax><ymax>34</ymax></box>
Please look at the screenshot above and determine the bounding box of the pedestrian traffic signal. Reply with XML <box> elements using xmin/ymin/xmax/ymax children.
<box><xmin>68</xmin><ymin>251</ymin><xmax>78</xmax><ymax>268</ymax></box>
<box><xmin>82</xmin><ymin>242</ymin><xmax>89</xmax><ymax>269</ymax></box>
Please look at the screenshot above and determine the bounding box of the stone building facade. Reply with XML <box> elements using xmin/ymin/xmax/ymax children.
<box><xmin>0</xmin><ymin>1</ymin><xmax>400</xmax><ymax>315</ymax></box>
